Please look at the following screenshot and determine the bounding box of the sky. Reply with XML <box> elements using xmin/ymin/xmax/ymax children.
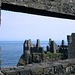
<box><xmin>0</xmin><ymin>10</ymin><xmax>75</xmax><ymax>41</ymax></box>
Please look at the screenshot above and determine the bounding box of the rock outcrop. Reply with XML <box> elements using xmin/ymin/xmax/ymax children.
<box><xmin>1</xmin><ymin>59</ymin><xmax>75</xmax><ymax>75</ymax></box>
<box><xmin>17</xmin><ymin>54</ymin><xmax>26</xmax><ymax>66</ymax></box>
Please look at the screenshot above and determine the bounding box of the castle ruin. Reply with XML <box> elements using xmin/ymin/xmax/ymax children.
<box><xmin>49</xmin><ymin>39</ymin><xmax>59</xmax><ymax>53</ymax></box>
<box><xmin>59</xmin><ymin>40</ymin><xmax>68</xmax><ymax>59</ymax></box>
<box><xmin>67</xmin><ymin>33</ymin><xmax>75</xmax><ymax>59</ymax></box>
<box><xmin>46</xmin><ymin>39</ymin><xmax>68</xmax><ymax>59</ymax></box>
<box><xmin>23</xmin><ymin>39</ymin><xmax>43</xmax><ymax>61</ymax></box>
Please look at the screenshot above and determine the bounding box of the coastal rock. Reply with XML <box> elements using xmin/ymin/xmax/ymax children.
<box><xmin>17</xmin><ymin>54</ymin><xmax>26</xmax><ymax>66</ymax></box>
<box><xmin>2</xmin><ymin>59</ymin><xmax>75</xmax><ymax>75</ymax></box>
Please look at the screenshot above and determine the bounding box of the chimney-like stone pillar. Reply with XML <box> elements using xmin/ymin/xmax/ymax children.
<box><xmin>24</xmin><ymin>40</ymin><xmax>30</xmax><ymax>61</ymax></box>
<box><xmin>46</xmin><ymin>45</ymin><xmax>50</xmax><ymax>51</ymax></box>
<box><xmin>49</xmin><ymin>39</ymin><xmax>51</xmax><ymax>45</ymax></box>
<box><xmin>29</xmin><ymin>39</ymin><xmax>31</xmax><ymax>45</ymax></box>
<box><xmin>27</xmin><ymin>40</ymin><xmax>30</xmax><ymax>50</ymax></box>
<box><xmin>36</xmin><ymin>39</ymin><xmax>40</xmax><ymax>51</ymax></box>
<box><xmin>23</xmin><ymin>40</ymin><xmax>27</xmax><ymax>54</ymax></box>
<box><xmin>62</xmin><ymin>40</ymin><xmax>65</xmax><ymax>46</ymax></box>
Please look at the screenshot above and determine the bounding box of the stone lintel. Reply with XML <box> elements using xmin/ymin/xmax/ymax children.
<box><xmin>1</xmin><ymin>0</ymin><xmax>75</xmax><ymax>20</ymax></box>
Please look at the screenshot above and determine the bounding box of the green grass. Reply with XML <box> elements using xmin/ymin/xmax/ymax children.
<box><xmin>31</xmin><ymin>52</ymin><xmax>63</xmax><ymax>58</ymax></box>
<box><xmin>43</xmin><ymin>53</ymin><xmax>63</xmax><ymax>58</ymax></box>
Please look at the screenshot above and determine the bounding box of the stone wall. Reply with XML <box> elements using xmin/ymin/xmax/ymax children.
<box><xmin>1</xmin><ymin>0</ymin><xmax>75</xmax><ymax>16</ymax></box>
<box><xmin>1</xmin><ymin>59</ymin><xmax>75</xmax><ymax>75</ymax></box>
<box><xmin>1</xmin><ymin>0</ymin><xmax>75</xmax><ymax>26</ymax></box>
<box><xmin>59</xmin><ymin>40</ymin><xmax>68</xmax><ymax>59</ymax></box>
<box><xmin>23</xmin><ymin>39</ymin><xmax>43</xmax><ymax>61</ymax></box>
<box><xmin>49</xmin><ymin>39</ymin><xmax>59</xmax><ymax>53</ymax></box>
<box><xmin>67</xmin><ymin>33</ymin><xmax>75</xmax><ymax>59</ymax></box>
<box><xmin>0</xmin><ymin>0</ymin><xmax>1</xmax><ymax>25</ymax></box>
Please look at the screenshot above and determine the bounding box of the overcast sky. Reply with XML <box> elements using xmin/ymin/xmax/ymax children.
<box><xmin>0</xmin><ymin>10</ymin><xmax>75</xmax><ymax>41</ymax></box>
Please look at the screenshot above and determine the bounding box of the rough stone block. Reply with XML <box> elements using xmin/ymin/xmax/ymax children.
<box><xmin>31</xmin><ymin>68</ymin><xmax>43</xmax><ymax>75</ymax></box>
<box><xmin>44</xmin><ymin>67</ymin><xmax>52</xmax><ymax>74</ymax></box>
<box><xmin>20</xmin><ymin>69</ymin><xmax>30</xmax><ymax>75</ymax></box>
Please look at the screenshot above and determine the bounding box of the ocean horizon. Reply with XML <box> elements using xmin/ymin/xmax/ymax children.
<box><xmin>0</xmin><ymin>41</ymin><xmax>68</xmax><ymax>68</ymax></box>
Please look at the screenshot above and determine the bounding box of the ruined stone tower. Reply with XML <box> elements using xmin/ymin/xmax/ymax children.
<box><xmin>62</xmin><ymin>40</ymin><xmax>65</xmax><ymax>46</ymax></box>
<box><xmin>49</xmin><ymin>39</ymin><xmax>59</xmax><ymax>53</ymax></box>
<box><xmin>67</xmin><ymin>33</ymin><xmax>75</xmax><ymax>59</ymax></box>
<box><xmin>23</xmin><ymin>39</ymin><xmax>43</xmax><ymax>61</ymax></box>
<box><xmin>23</xmin><ymin>40</ymin><xmax>30</xmax><ymax>61</ymax></box>
<box><xmin>36</xmin><ymin>39</ymin><xmax>40</xmax><ymax>50</ymax></box>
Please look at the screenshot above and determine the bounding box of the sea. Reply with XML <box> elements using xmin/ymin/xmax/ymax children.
<box><xmin>0</xmin><ymin>41</ymin><xmax>68</xmax><ymax>68</ymax></box>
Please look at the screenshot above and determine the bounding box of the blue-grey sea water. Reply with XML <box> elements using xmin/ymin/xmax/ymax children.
<box><xmin>0</xmin><ymin>41</ymin><xmax>68</xmax><ymax>68</ymax></box>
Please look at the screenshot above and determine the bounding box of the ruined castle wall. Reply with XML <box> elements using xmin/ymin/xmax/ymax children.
<box><xmin>24</xmin><ymin>50</ymin><xmax>30</xmax><ymax>61</ymax></box>
<box><xmin>50</xmin><ymin>41</ymin><xmax>59</xmax><ymax>53</ymax></box>
<box><xmin>68</xmin><ymin>33</ymin><xmax>75</xmax><ymax>59</ymax></box>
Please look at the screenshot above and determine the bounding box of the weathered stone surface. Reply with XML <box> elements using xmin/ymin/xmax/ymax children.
<box><xmin>49</xmin><ymin>40</ymin><xmax>59</xmax><ymax>53</ymax></box>
<box><xmin>0</xmin><ymin>0</ymin><xmax>75</xmax><ymax>25</ymax></box>
<box><xmin>0</xmin><ymin>71</ymin><xmax>4</xmax><ymax>75</ymax></box>
<box><xmin>0</xmin><ymin>0</ymin><xmax>1</xmax><ymax>25</ymax></box>
<box><xmin>19</xmin><ymin>69</ymin><xmax>30</xmax><ymax>75</ymax></box>
<box><xmin>67</xmin><ymin>33</ymin><xmax>75</xmax><ymax>59</ymax></box>
<box><xmin>4</xmin><ymin>0</ymin><xmax>75</xmax><ymax>15</ymax></box>
<box><xmin>30</xmin><ymin>68</ymin><xmax>43</xmax><ymax>75</ymax></box>
<box><xmin>17</xmin><ymin>54</ymin><xmax>26</xmax><ymax>66</ymax></box>
<box><xmin>1</xmin><ymin>0</ymin><xmax>75</xmax><ymax>15</ymax></box>
<box><xmin>2</xmin><ymin>59</ymin><xmax>75</xmax><ymax>75</ymax></box>
<box><xmin>23</xmin><ymin>39</ymin><xmax>44</xmax><ymax>63</ymax></box>
<box><xmin>1</xmin><ymin>0</ymin><xmax>75</xmax><ymax>19</ymax></box>
<box><xmin>0</xmin><ymin>47</ymin><xmax>1</xmax><ymax>70</ymax></box>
